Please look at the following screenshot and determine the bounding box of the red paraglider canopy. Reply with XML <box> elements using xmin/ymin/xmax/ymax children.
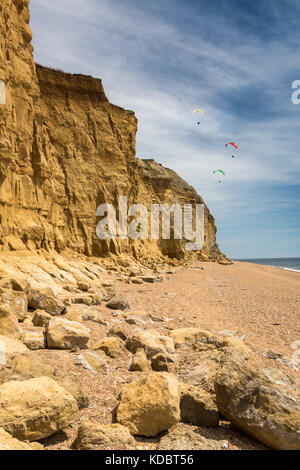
<box><xmin>225</xmin><ymin>142</ymin><xmax>238</xmax><ymax>149</ymax></box>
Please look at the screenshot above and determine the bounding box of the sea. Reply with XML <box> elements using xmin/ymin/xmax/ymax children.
<box><xmin>235</xmin><ymin>257</ymin><xmax>300</xmax><ymax>273</ymax></box>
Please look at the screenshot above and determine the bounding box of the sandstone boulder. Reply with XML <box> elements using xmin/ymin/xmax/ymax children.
<box><xmin>0</xmin><ymin>355</ymin><xmax>56</xmax><ymax>384</ymax></box>
<box><xmin>175</xmin><ymin>332</ymin><xmax>252</xmax><ymax>396</ymax></box>
<box><xmin>169</xmin><ymin>328</ymin><xmax>205</xmax><ymax>346</ymax></box>
<box><xmin>158</xmin><ymin>427</ymin><xmax>223</xmax><ymax>450</ymax></box>
<box><xmin>0</xmin><ymin>377</ymin><xmax>78</xmax><ymax>441</ymax></box>
<box><xmin>106</xmin><ymin>295</ymin><xmax>129</xmax><ymax>311</ymax></box>
<box><xmin>123</xmin><ymin>310</ymin><xmax>151</xmax><ymax>326</ymax></box>
<box><xmin>63</xmin><ymin>306</ymin><xmax>83</xmax><ymax>323</ymax></box>
<box><xmin>129</xmin><ymin>349</ymin><xmax>151</xmax><ymax>372</ymax></box>
<box><xmin>91</xmin><ymin>293</ymin><xmax>103</xmax><ymax>306</ymax></box>
<box><xmin>170</xmin><ymin>328</ymin><xmax>252</xmax><ymax>359</ymax></box>
<box><xmin>28</xmin><ymin>288</ymin><xmax>64</xmax><ymax>316</ymax></box>
<box><xmin>76</xmin><ymin>351</ymin><xmax>109</xmax><ymax>374</ymax></box>
<box><xmin>72</xmin><ymin>422</ymin><xmax>136</xmax><ymax>450</ymax></box>
<box><xmin>77</xmin><ymin>282</ymin><xmax>90</xmax><ymax>291</ymax></box>
<box><xmin>215</xmin><ymin>360</ymin><xmax>300</xmax><ymax>450</ymax></box>
<box><xmin>0</xmin><ymin>354</ymin><xmax>88</xmax><ymax>410</ymax></box>
<box><xmin>21</xmin><ymin>330</ymin><xmax>46</xmax><ymax>350</ymax></box>
<box><xmin>73</xmin><ymin>296</ymin><xmax>93</xmax><ymax>306</ymax></box>
<box><xmin>0</xmin><ymin>427</ymin><xmax>33</xmax><ymax>450</ymax></box>
<box><xmin>108</xmin><ymin>325</ymin><xmax>129</xmax><ymax>342</ymax></box>
<box><xmin>151</xmin><ymin>352</ymin><xmax>176</xmax><ymax>372</ymax></box>
<box><xmin>10</xmin><ymin>277</ymin><xmax>30</xmax><ymax>293</ymax></box>
<box><xmin>217</xmin><ymin>336</ymin><xmax>252</xmax><ymax>359</ymax></box>
<box><xmin>0</xmin><ymin>307</ymin><xmax>20</xmax><ymax>338</ymax></box>
<box><xmin>60</xmin><ymin>380</ymin><xmax>90</xmax><ymax>410</ymax></box>
<box><xmin>32</xmin><ymin>309</ymin><xmax>52</xmax><ymax>327</ymax></box>
<box><xmin>131</xmin><ymin>278</ymin><xmax>143</xmax><ymax>285</ymax></box>
<box><xmin>82</xmin><ymin>310</ymin><xmax>107</xmax><ymax>326</ymax></box>
<box><xmin>46</xmin><ymin>318</ymin><xmax>90</xmax><ymax>350</ymax></box>
<box><xmin>117</xmin><ymin>372</ymin><xmax>180</xmax><ymax>436</ymax></box>
<box><xmin>102</xmin><ymin>286</ymin><xmax>117</xmax><ymax>302</ymax></box>
<box><xmin>263</xmin><ymin>349</ymin><xmax>300</xmax><ymax>371</ymax></box>
<box><xmin>141</xmin><ymin>276</ymin><xmax>163</xmax><ymax>284</ymax></box>
<box><xmin>180</xmin><ymin>383</ymin><xmax>219</xmax><ymax>426</ymax></box>
<box><xmin>0</xmin><ymin>335</ymin><xmax>28</xmax><ymax>359</ymax></box>
<box><xmin>1</xmin><ymin>290</ymin><xmax>28</xmax><ymax>322</ymax></box>
<box><xmin>126</xmin><ymin>330</ymin><xmax>175</xmax><ymax>358</ymax></box>
<box><xmin>92</xmin><ymin>336</ymin><xmax>122</xmax><ymax>358</ymax></box>
<box><xmin>262</xmin><ymin>367</ymin><xmax>298</xmax><ymax>389</ymax></box>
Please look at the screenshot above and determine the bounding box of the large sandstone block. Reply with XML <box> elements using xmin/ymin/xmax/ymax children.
<box><xmin>0</xmin><ymin>307</ymin><xmax>20</xmax><ymax>338</ymax></box>
<box><xmin>176</xmin><ymin>333</ymin><xmax>252</xmax><ymax>397</ymax></box>
<box><xmin>21</xmin><ymin>330</ymin><xmax>46</xmax><ymax>350</ymax></box>
<box><xmin>28</xmin><ymin>288</ymin><xmax>64</xmax><ymax>316</ymax></box>
<box><xmin>106</xmin><ymin>295</ymin><xmax>129</xmax><ymax>311</ymax></box>
<box><xmin>0</xmin><ymin>355</ymin><xmax>88</xmax><ymax>410</ymax></box>
<box><xmin>72</xmin><ymin>422</ymin><xmax>136</xmax><ymax>450</ymax></box>
<box><xmin>0</xmin><ymin>428</ymin><xmax>33</xmax><ymax>450</ymax></box>
<box><xmin>76</xmin><ymin>351</ymin><xmax>108</xmax><ymax>374</ymax></box>
<box><xmin>1</xmin><ymin>290</ymin><xmax>28</xmax><ymax>322</ymax></box>
<box><xmin>129</xmin><ymin>349</ymin><xmax>151</xmax><ymax>372</ymax></box>
<box><xmin>32</xmin><ymin>309</ymin><xmax>52</xmax><ymax>327</ymax></box>
<box><xmin>170</xmin><ymin>328</ymin><xmax>251</xmax><ymax>359</ymax></box>
<box><xmin>151</xmin><ymin>352</ymin><xmax>176</xmax><ymax>372</ymax></box>
<box><xmin>180</xmin><ymin>383</ymin><xmax>219</xmax><ymax>426</ymax></box>
<box><xmin>117</xmin><ymin>372</ymin><xmax>180</xmax><ymax>436</ymax></box>
<box><xmin>0</xmin><ymin>354</ymin><xmax>55</xmax><ymax>385</ymax></box>
<box><xmin>92</xmin><ymin>336</ymin><xmax>122</xmax><ymax>358</ymax></box>
<box><xmin>158</xmin><ymin>427</ymin><xmax>223</xmax><ymax>450</ymax></box>
<box><xmin>215</xmin><ymin>361</ymin><xmax>300</xmax><ymax>450</ymax></box>
<box><xmin>169</xmin><ymin>328</ymin><xmax>207</xmax><ymax>346</ymax></box>
<box><xmin>46</xmin><ymin>318</ymin><xmax>90</xmax><ymax>350</ymax></box>
<box><xmin>0</xmin><ymin>377</ymin><xmax>79</xmax><ymax>441</ymax></box>
<box><xmin>63</xmin><ymin>306</ymin><xmax>83</xmax><ymax>323</ymax></box>
<box><xmin>60</xmin><ymin>380</ymin><xmax>90</xmax><ymax>411</ymax></box>
<box><xmin>123</xmin><ymin>310</ymin><xmax>151</xmax><ymax>326</ymax></box>
<box><xmin>126</xmin><ymin>329</ymin><xmax>175</xmax><ymax>358</ymax></box>
<box><xmin>0</xmin><ymin>335</ymin><xmax>28</xmax><ymax>360</ymax></box>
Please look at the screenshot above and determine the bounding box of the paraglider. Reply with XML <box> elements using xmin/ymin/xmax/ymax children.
<box><xmin>192</xmin><ymin>109</ymin><xmax>207</xmax><ymax>115</ymax></box>
<box><xmin>193</xmin><ymin>109</ymin><xmax>207</xmax><ymax>125</ymax></box>
<box><xmin>225</xmin><ymin>142</ymin><xmax>238</xmax><ymax>149</ymax></box>
<box><xmin>225</xmin><ymin>142</ymin><xmax>238</xmax><ymax>158</ymax></box>
<box><xmin>213</xmin><ymin>169</ymin><xmax>226</xmax><ymax>183</ymax></box>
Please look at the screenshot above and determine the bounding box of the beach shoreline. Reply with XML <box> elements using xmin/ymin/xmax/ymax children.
<box><xmin>234</xmin><ymin>258</ymin><xmax>300</xmax><ymax>274</ymax></box>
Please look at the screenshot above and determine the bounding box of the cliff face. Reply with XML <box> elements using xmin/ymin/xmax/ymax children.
<box><xmin>135</xmin><ymin>159</ymin><xmax>221</xmax><ymax>260</ymax></box>
<box><xmin>0</xmin><ymin>0</ymin><xmax>223</xmax><ymax>262</ymax></box>
<box><xmin>0</xmin><ymin>0</ymin><xmax>41</xmax><ymax>251</ymax></box>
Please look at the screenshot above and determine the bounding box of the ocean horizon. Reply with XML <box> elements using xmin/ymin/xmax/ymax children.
<box><xmin>235</xmin><ymin>257</ymin><xmax>300</xmax><ymax>273</ymax></box>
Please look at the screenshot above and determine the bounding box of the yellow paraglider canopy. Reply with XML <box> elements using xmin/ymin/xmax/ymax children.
<box><xmin>192</xmin><ymin>109</ymin><xmax>207</xmax><ymax>115</ymax></box>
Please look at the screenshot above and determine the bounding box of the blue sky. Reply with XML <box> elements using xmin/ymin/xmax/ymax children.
<box><xmin>29</xmin><ymin>0</ymin><xmax>300</xmax><ymax>258</ymax></box>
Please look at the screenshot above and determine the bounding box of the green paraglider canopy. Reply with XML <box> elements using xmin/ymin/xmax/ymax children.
<box><xmin>213</xmin><ymin>169</ymin><xmax>226</xmax><ymax>175</ymax></box>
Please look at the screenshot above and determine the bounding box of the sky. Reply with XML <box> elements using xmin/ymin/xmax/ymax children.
<box><xmin>29</xmin><ymin>0</ymin><xmax>300</xmax><ymax>259</ymax></box>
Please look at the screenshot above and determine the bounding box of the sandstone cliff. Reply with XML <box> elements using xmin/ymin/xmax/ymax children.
<box><xmin>0</xmin><ymin>0</ymin><xmax>223</xmax><ymax>262</ymax></box>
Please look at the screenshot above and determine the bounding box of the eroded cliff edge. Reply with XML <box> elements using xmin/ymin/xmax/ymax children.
<box><xmin>0</xmin><ymin>0</ymin><xmax>224</xmax><ymax>262</ymax></box>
